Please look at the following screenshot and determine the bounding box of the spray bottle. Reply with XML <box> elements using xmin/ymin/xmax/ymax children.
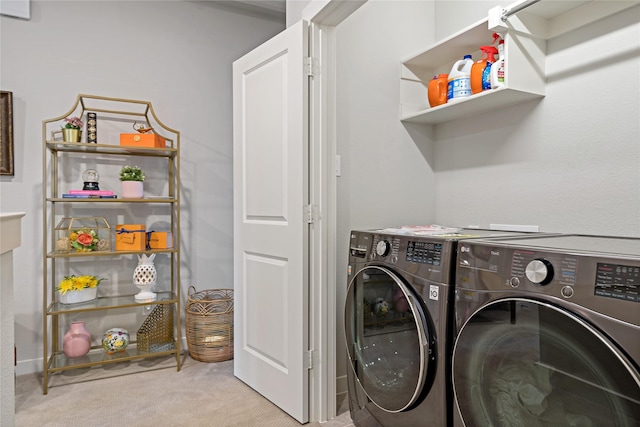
<box><xmin>490</xmin><ymin>33</ymin><xmax>505</xmax><ymax>89</ymax></box>
<box><xmin>447</xmin><ymin>54</ymin><xmax>474</xmax><ymax>103</ymax></box>
<box><xmin>471</xmin><ymin>45</ymin><xmax>498</xmax><ymax>94</ymax></box>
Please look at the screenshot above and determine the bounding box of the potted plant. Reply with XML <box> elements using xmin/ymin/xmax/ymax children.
<box><xmin>119</xmin><ymin>165</ymin><xmax>145</xmax><ymax>198</ymax></box>
<box><xmin>61</xmin><ymin>116</ymin><xmax>83</xmax><ymax>142</ymax></box>
<box><xmin>56</xmin><ymin>274</ymin><xmax>105</xmax><ymax>304</ymax></box>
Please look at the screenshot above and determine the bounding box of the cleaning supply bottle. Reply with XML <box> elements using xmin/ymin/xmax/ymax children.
<box><xmin>490</xmin><ymin>33</ymin><xmax>505</xmax><ymax>89</ymax></box>
<box><xmin>471</xmin><ymin>46</ymin><xmax>498</xmax><ymax>94</ymax></box>
<box><xmin>447</xmin><ymin>54</ymin><xmax>473</xmax><ymax>103</ymax></box>
<box><xmin>428</xmin><ymin>74</ymin><xmax>448</xmax><ymax>107</ymax></box>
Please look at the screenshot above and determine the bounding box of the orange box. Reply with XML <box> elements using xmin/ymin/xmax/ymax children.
<box><xmin>147</xmin><ymin>231</ymin><xmax>173</xmax><ymax>249</ymax></box>
<box><xmin>115</xmin><ymin>224</ymin><xmax>146</xmax><ymax>251</ymax></box>
<box><xmin>119</xmin><ymin>133</ymin><xmax>166</xmax><ymax>148</ymax></box>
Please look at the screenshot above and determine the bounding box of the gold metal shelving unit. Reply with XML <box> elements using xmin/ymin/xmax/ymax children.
<box><xmin>41</xmin><ymin>94</ymin><xmax>181</xmax><ymax>394</ymax></box>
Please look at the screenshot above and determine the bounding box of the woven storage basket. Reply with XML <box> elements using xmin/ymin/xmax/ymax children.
<box><xmin>186</xmin><ymin>286</ymin><xmax>234</xmax><ymax>362</ymax></box>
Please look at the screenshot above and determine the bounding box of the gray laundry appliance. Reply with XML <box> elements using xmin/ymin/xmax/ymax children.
<box><xmin>453</xmin><ymin>234</ymin><xmax>640</xmax><ymax>427</ymax></box>
<box><xmin>345</xmin><ymin>227</ymin><xmax>541</xmax><ymax>427</ymax></box>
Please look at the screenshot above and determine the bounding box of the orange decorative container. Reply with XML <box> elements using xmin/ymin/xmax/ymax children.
<box><xmin>120</xmin><ymin>133</ymin><xmax>166</xmax><ymax>148</ymax></box>
<box><xmin>147</xmin><ymin>231</ymin><xmax>173</xmax><ymax>249</ymax></box>
<box><xmin>428</xmin><ymin>74</ymin><xmax>448</xmax><ymax>107</ymax></box>
<box><xmin>115</xmin><ymin>224</ymin><xmax>146</xmax><ymax>251</ymax></box>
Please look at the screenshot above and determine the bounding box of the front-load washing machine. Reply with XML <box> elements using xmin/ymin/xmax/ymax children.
<box><xmin>453</xmin><ymin>234</ymin><xmax>640</xmax><ymax>426</ymax></box>
<box><xmin>345</xmin><ymin>227</ymin><xmax>542</xmax><ymax>427</ymax></box>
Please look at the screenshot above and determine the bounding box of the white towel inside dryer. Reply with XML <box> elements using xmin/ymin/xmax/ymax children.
<box><xmin>490</xmin><ymin>359</ymin><xmax>595</xmax><ymax>427</ymax></box>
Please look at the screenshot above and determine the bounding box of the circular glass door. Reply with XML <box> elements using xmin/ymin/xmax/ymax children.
<box><xmin>345</xmin><ymin>266</ymin><xmax>433</xmax><ymax>413</ymax></box>
<box><xmin>453</xmin><ymin>298</ymin><xmax>640</xmax><ymax>426</ymax></box>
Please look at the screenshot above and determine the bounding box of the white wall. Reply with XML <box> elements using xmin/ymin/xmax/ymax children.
<box><xmin>334</xmin><ymin>0</ymin><xmax>640</xmax><ymax>392</ymax></box>
<box><xmin>433</xmin><ymin>3</ymin><xmax>640</xmax><ymax>235</ymax></box>
<box><xmin>286</xmin><ymin>0</ymin><xmax>312</xmax><ymax>27</ymax></box>
<box><xmin>0</xmin><ymin>0</ymin><xmax>284</xmax><ymax>374</ymax></box>
<box><xmin>334</xmin><ymin>0</ymin><xmax>438</xmax><ymax>394</ymax></box>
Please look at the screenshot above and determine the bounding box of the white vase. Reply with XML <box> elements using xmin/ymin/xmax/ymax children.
<box><xmin>134</xmin><ymin>253</ymin><xmax>157</xmax><ymax>303</ymax></box>
<box><xmin>122</xmin><ymin>181</ymin><xmax>143</xmax><ymax>198</ymax></box>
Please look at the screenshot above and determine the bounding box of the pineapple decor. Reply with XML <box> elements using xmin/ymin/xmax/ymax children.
<box><xmin>133</xmin><ymin>253</ymin><xmax>157</xmax><ymax>303</ymax></box>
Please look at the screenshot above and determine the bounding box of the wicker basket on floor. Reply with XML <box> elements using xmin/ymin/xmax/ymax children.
<box><xmin>185</xmin><ymin>286</ymin><xmax>234</xmax><ymax>362</ymax></box>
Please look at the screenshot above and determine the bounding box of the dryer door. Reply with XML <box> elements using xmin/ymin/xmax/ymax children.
<box><xmin>345</xmin><ymin>265</ymin><xmax>435</xmax><ymax>413</ymax></box>
<box><xmin>453</xmin><ymin>298</ymin><xmax>640</xmax><ymax>426</ymax></box>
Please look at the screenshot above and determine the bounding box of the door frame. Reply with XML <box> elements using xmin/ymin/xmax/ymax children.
<box><xmin>304</xmin><ymin>0</ymin><xmax>367</xmax><ymax>422</ymax></box>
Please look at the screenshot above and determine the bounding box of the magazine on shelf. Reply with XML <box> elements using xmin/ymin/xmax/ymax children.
<box><xmin>68</xmin><ymin>189</ymin><xmax>115</xmax><ymax>196</ymax></box>
<box><xmin>62</xmin><ymin>194</ymin><xmax>118</xmax><ymax>199</ymax></box>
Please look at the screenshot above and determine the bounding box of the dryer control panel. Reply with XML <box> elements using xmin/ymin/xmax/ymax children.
<box><xmin>457</xmin><ymin>240</ymin><xmax>640</xmax><ymax>326</ymax></box>
<box><xmin>595</xmin><ymin>262</ymin><xmax>640</xmax><ymax>303</ymax></box>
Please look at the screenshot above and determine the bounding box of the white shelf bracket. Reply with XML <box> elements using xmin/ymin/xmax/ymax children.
<box><xmin>488</xmin><ymin>5</ymin><xmax>509</xmax><ymax>32</ymax></box>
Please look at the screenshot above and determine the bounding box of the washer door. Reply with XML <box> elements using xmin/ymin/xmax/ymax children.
<box><xmin>345</xmin><ymin>265</ymin><xmax>434</xmax><ymax>413</ymax></box>
<box><xmin>453</xmin><ymin>298</ymin><xmax>640</xmax><ymax>426</ymax></box>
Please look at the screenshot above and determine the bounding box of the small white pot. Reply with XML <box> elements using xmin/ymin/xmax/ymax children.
<box><xmin>122</xmin><ymin>181</ymin><xmax>144</xmax><ymax>198</ymax></box>
<box><xmin>59</xmin><ymin>287</ymin><xmax>98</xmax><ymax>304</ymax></box>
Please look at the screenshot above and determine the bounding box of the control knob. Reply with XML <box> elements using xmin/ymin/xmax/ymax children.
<box><xmin>376</xmin><ymin>240</ymin><xmax>391</xmax><ymax>257</ymax></box>
<box><xmin>525</xmin><ymin>258</ymin><xmax>554</xmax><ymax>285</ymax></box>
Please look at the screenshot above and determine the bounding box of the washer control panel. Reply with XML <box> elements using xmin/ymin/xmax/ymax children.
<box><xmin>406</xmin><ymin>240</ymin><xmax>442</xmax><ymax>266</ymax></box>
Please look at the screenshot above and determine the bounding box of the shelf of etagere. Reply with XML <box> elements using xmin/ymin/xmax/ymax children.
<box><xmin>47</xmin><ymin>292</ymin><xmax>178</xmax><ymax>315</ymax></box>
<box><xmin>47</xmin><ymin>343</ymin><xmax>178</xmax><ymax>372</ymax></box>
<box><xmin>46</xmin><ymin>248</ymin><xmax>177</xmax><ymax>258</ymax></box>
<box><xmin>47</xmin><ymin>197</ymin><xmax>178</xmax><ymax>203</ymax></box>
<box><xmin>46</xmin><ymin>140</ymin><xmax>177</xmax><ymax>158</ymax></box>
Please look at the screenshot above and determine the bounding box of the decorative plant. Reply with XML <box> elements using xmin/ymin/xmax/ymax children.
<box><xmin>62</xmin><ymin>116</ymin><xmax>83</xmax><ymax>130</ymax></box>
<box><xmin>70</xmin><ymin>227</ymin><xmax>103</xmax><ymax>252</ymax></box>
<box><xmin>56</xmin><ymin>275</ymin><xmax>105</xmax><ymax>295</ymax></box>
<box><xmin>119</xmin><ymin>165</ymin><xmax>145</xmax><ymax>182</ymax></box>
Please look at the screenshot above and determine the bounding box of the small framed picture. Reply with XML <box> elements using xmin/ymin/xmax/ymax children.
<box><xmin>1</xmin><ymin>90</ymin><xmax>14</xmax><ymax>176</ymax></box>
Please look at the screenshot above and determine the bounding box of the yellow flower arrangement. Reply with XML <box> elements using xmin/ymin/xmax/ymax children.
<box><xmin>56</xmin><ymin>275</ymin><xmax>105</xmax><ymax>295</ymax></box>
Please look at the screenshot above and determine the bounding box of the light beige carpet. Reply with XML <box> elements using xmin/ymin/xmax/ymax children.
<box><xmin>15</xmin><ymin>355</ymin><xmax>353</xmax><ymax>427</ymax></box>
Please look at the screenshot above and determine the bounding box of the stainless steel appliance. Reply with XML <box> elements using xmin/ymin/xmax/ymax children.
<box><xmin>345</xmin><ymin>227</ymin><xmax>539</xmax><ymax>427</ymax></box>
<box><xmin>453</xmin><ymin>234</ymin><xmax>640</xmax><ymax>426</ymax></box>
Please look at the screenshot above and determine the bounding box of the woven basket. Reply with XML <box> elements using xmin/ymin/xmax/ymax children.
<box><xmin>185</xmin><ymin>286</ymin><xmax>234</xmax><ymax>362</ymax></box>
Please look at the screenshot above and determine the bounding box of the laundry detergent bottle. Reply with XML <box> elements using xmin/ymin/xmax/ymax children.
<box><xmin>447</xmin><ymin>54</ymin><xmax>473</xmax><ymax>103</ymax></box>
<box><xmin>471</xmin><ymin>46</ymin><xmax>498</xmax><ymax>94</ymax></box>
<box><xmin>490</xmin><ymin>33</ymin><xmax>505</xmax><ymax>89</ymax></box>
<box><xmin>428</xmin><ymin>74</ymin><xmax>448</xmax><ymax>107</ymax></box>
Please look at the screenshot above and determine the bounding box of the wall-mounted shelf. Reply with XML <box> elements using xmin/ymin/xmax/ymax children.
<box><xmin>400</xmin><ymin>0</ymin><xmax>637</xmax><ymax>127</ymax></box>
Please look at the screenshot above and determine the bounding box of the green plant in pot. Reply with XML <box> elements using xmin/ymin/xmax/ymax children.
<box><xmin>120</xmin><ymin>165</ymin><xmax>145</xmax><ymax>198</ymax></box>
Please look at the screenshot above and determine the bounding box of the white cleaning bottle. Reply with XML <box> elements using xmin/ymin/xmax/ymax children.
<box><xmin>490</xmin><ymin>33</ymin><xmax>505</xmax><ymax>89</ymax></box>
<box><xmin>447</xmin><ymin>54</ymin><xmax>473</xmax><ymax>103</ymax></box>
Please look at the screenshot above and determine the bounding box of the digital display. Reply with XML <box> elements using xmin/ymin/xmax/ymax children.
<box><xmin>594</xmin><ymin>263</ymin><xmax>640</xmax><ymax>303</ymax></box>
<box><xmin>406</xmin><ymin>241</ymin><xmax>442</xmax><ymax>265</ymax></box>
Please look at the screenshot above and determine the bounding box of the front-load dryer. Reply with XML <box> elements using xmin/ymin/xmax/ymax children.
<box><xmin>453</xmin><ymin>234</ymin><xmax>640</xmax><ymax>426</ymax></box>
<box><xmin>345</xmin><ymin>227</ymin><xmax>542</xmax><ymax>427</ymax></box>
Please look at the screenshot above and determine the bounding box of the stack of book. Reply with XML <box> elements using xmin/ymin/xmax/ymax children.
<box><xmin>62</xmin><ymin>190</ymin><xmax>117</xmax><ymax>199</ymax></box>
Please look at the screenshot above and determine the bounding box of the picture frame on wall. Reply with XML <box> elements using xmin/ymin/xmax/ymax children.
<box><xmin>1</xmin><ymin>90</ymin><xmax>14</xmax><ymax>176</ymax></box>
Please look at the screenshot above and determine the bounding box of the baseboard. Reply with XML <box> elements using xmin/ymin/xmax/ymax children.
<box><xmin>16</xmin><ymin>357</ymin><xmax>42</xmax><ymax>376</ymax></box>
<box><xmin>336</xmin><ymin>374</ymin><xmax>347</xmax><ymax>396</ymax></box>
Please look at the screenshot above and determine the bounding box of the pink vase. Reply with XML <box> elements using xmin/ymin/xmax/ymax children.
<box><xmin>63</xmin><ymin>321</ymin><xmax>92</xmax><ymax>358</ymax></box>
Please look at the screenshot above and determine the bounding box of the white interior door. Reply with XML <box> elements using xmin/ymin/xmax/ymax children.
<box><xmin>233</xmin><ymin>20</ymin><xmax>309</xmax><ymax>423</ymax></box>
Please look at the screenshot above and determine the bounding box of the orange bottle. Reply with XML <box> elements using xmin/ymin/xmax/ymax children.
<box><xmin>428</xmin><ymin>74</ymin><xmax>448</xmax><ymax>107</ymax></box>
<box><xmin>470</xmin><ymin>46</ymin><xmax>498</xmax><ymax>94</ymax></box>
